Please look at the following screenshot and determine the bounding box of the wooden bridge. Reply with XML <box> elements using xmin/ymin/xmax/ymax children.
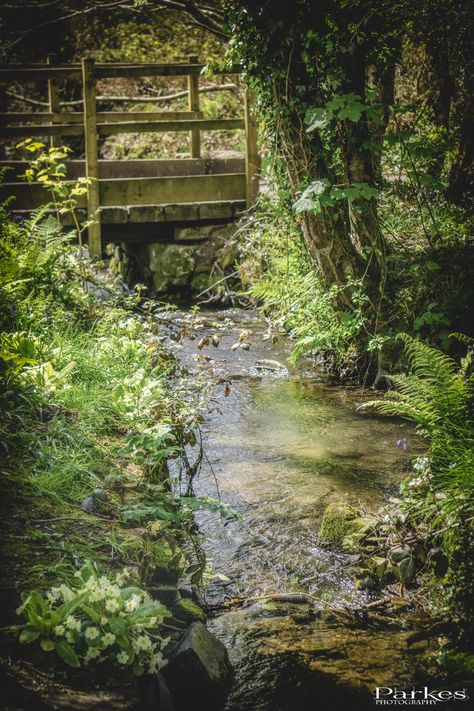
<box><xmin>0</xmin><ymin>59</ymin><xmax>259</xmax><ymax>258</ymax></box>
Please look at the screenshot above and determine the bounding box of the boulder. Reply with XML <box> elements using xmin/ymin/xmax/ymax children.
<box><xmin>163</xmin><ymin>622</ymin><xmax>232</xmax><ymax>711</ymax></box>
<box><xmin>319</xmin><ymin>502</ymin><xmax>360</xmax><ymax>546</ymax></box>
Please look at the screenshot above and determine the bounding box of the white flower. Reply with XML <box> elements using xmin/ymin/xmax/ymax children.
<box><xmin>65</xmin><ymin>615</ymin><xmax>79</xmax><ymax>630</ymax></box>
<box><xmin>100</xmin><ymin>616</ymin><xmax>108</xmax><ymax>626</ymax></box>
<box><xmin>117</xmin><ymin>651</ymin><xmax>129</xmax><ymax>665</ymax></box>
<box><xmin>106</xmin><ymin>584</ymin><xmax>121</xmax><ymax>599</ymax></box>
<box><xmin>115</xmin><ymin>569</ymin><xmax>130</xmax><ymax>586</ymax></box>
<box><xmin>47</xmin><ymin>588</ymin><xmax>61</xmax><ymax>603</ymax></box>
<box><xmin>102</xmin><ymin>632</ymin><xmax>116</xmax><ymax>648</ymax></box>
<box><xmin>134</xmin><ymin>634</ymin><xmax>152</xmax><ymax>652</ymax></box>
<box><xmin>149</xmin><ymin>652</ymin><xmax>165</xmax><ymax>673</ymax></box>
<box><xmin>59</xmin><ymin>584</ymin><xmax>74</xmax><ymax>602</ymax></box>
<box><xmin>85</xmin><ymin>626</ymin><xmax>100</xmax><ymax>641</ymax></box>
<box><xmin>125</xmin><ymin>594</ymin><xmax>141</xmax><ymax>612</ymax></box>
<box><xmin>66</xmin><ymin>632</ymin><xmax>75</xmax><ymax>643</ymax></box>
<box><xmin>54</xmin><ymin>625</ymin><xmax>65</xmax><ymax>636</ymax></box>
<box><xmin>84</xmin><ymin>647</ymin><xmax>101</xmax><ymax>664</ymax></box>
<box><xmin>105</xmin><ymin>598</ymin><xmax>120</xmax><ymax>613</ymax></box>
<box><xmin>89</xmin><ymin>587</ymin><xmax>106</xmax><ymax>602</ymax></box>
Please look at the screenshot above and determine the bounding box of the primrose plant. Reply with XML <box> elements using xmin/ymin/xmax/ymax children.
<box><xmin>14</xmin><ymin>562</ymin><xmax>171</xmax><ymax>674</ymax></box>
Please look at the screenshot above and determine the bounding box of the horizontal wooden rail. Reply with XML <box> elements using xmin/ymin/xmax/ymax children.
<box><xmin>0</xmin><ymin>124</ymin><xmax>83</xmax><ymax>137</ymax></box>
<box><xmin>96</xmin><ymin>118</ymin><xmax>244</xmax><ymax>136</ymax></box>
<box><xmin>0</xmin><ymin>118</ymin><xmax>245</xmax><ymax>138</ymax></box>
<box><xmin>1</xmin><ymin>173</ymin><xmax>246</xmax><ymax>209</ymax></box>
<box><xmin>0</xmin><ymin>63</ymin><xmax>242</xmax><ymax>82</ymax></box>
<box><xmin>0</xmin><ymin>111</ymin><xmax>203</xmax><ymax>124</ymax></box>
<box><xmin>0</xmin><ymin>157</ymin><xmax>246</xmax><ymax>179</ymax></box>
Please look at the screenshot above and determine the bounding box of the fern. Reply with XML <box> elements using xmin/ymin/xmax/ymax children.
<box><xmin>365</xmin><ymin>334</ymin><xmax>474</xmax><ymax>502</ymax></box>
<box><xmin>366</xmin><ymin>334</ymin><xmax>472</xmax><ymax>434</ymax></box>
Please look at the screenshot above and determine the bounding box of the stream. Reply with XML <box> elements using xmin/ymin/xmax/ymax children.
<box><xmin>166</xmin><ymin>308</ymin><xmax>433</xmax><ymax>710</ymax></box>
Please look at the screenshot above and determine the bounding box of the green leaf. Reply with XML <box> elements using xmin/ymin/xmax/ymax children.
<box><xmin>293</xmin><ymin>196</ymin><xmax>319</xmax><ymax>214</ymax></box>
<box><xmin>40</xmin><ymin>639</ymin><xmax>55</xmax><ymax>651</ymax></box>
<box><xmin>108</xmin><ymin>617</ymin><xmax>128</xmax><ymax>636</ymax></box>
<box><xmin>19</xmin><ymin>627</ymin><xmax>40</xmax><ymax>644</ymax></box>
<box><xmin>55</xmin><ymin>641</ymin><xmax>80</xmax><ymax>668</ymax></box>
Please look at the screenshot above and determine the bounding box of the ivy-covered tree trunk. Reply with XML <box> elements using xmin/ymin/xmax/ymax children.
<box><xmin>228</xmin><ymin>1</ymin><xmax>397</xmax><ymax>311</ymax></box>
<box><xmin>277</xmin><ymin>102</ymin><xmax>363</xmax><ymax>308</ymax></box>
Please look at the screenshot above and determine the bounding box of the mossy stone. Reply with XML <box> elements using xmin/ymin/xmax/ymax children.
<box><xmin>173</xmin><ymin>596</ymin><xmax>207</xmax><ymax>624</ymax></box>
<box><xmin>319</xmin><ymin>502</ymin><xmax>360</xmax><ymax>545</ymax></box>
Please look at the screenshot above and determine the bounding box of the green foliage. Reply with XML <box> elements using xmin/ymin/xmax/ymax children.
<box><xmin>293</xmin><ymin>179</ymin><xmax>379</xmax><ymax>215</ymax></box>
<box><xmin>238</xmin><ymin>199</ymin><xmax>369</xmax><ymax>368</ymax></box>
<box><xmin>364</xmin><ymin>334</ymin><xmax>474</xmax><ymax>629</ymax></box>
<box><xmin>12</xmin><ymin>562</ymin><xmax>170</xmax><ymax>674</ymax></box>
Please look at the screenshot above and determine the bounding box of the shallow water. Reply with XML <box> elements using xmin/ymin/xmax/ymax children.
<box><xmin>166</xmin><ymin>308</ymin><xmax>429</xmax><ymax>709</ymax></box>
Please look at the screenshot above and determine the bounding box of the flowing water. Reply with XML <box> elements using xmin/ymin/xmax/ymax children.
<box><xmin>166</xmin><ymin>308</ymin><xmax>432</xmax><ymax>710</ymax></box>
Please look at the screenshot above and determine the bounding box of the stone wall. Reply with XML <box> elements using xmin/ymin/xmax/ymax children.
<box><xmin>108</xmin><ymin>222</ymin><xmax>239</xmax><ymax>297</ymax></box>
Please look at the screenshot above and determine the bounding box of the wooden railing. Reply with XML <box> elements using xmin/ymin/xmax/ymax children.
<box><xmin>0</xmin><ymin>59</ymin><xmax>259</xmax><ymax>258</ymax></box>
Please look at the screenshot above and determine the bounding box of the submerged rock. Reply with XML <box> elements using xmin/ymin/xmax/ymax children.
<box><xmin>164</xmin><ymin>622</ymin><xmax>232</xmax><ymax>711</ymax></box>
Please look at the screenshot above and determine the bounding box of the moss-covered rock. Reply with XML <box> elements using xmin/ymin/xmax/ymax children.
<box><xmin>149</xmin><ymin>244</ymin><xmax>196</xmax><ymax>292</ymax></box>
<box><xmin>319</xmin><ymin>502</ymin><xmax>361</xmax><ymax>546</ymax></box>
<box><xmin>190</xmin><ymin>270</ymin><xmax>213</xmax><ymax>293</ymax></box>
<box><xmin>173</xmin><ymin>596</ymin><xmax>207</xmax><ymax>624</ymax></box>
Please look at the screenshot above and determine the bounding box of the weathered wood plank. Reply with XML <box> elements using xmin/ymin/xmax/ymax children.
<box><xmin>96</xmin><ymin>118</ymin><xmax>245</xmax><ymax>135</ymax></box>
<box><xmin>0</xmin><ymin>111</ymin><xmax>203</xmax><ymax>124</ymax></box>
<box><xmin>0</xmin><ymin>63</ymin><xmax>242</xmax><ymax>81</ymax></box>
<box><xmin>0</xmin><ymin>68</ymin><xmax>82</xmax><ymax>80</ymax></box>
<box><xmin>0</xmin><ymin>124</ymin><xmax>83</xmax><ymax>137</ymax></box>
<box><xmin>0</xmin><ymin>157</ymin><xmax>246</xmax><ymax>179</ymax></box>
<box><xmin>99</xmin><ymin>173</ymin><xmax>246</xmax><ymax>206</ymax></box>
<box><xmin>1</xmin><ymin>175</ymin><xmax>246</xmax><ymax>210</ymax></box>
<box><xmin>188</xmin><ymin>55</ymin><xmax>201</xmax><ymax>159</ymax></box>
<box><xmin>1</xmin><ymin>183</ymin><xmax>88</xmax><ymax>209</ymax></box>
<box><xmin>82</xmin><ymin>58</ymin><xmax>101</xmax><ymax>258</ymax></box>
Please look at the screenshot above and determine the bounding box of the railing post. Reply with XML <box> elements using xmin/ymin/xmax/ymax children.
<box><xmin>187</xmin><ymin>54</ymin><xmax>201</xmax><ymax>159</ymax></box>
<box><xmin>47</xmin><ymin>55</ymin><xmax>60</xmax><ymax>148</ymax></box>
<box><xmin>82</xmin><ymin>57</ymin><xmax>101</xmax><ymax>259</ymax></box>
<box><xmin>244</xmin><ymin>88</ymin><xmax>259</xmax><ymax>209</ymax></box>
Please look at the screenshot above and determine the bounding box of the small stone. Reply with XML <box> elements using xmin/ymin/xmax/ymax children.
<box><xmin>164</xmin><ymin>622</ymin><xmax>232</xmax><ymax>711</ymax></box>
<box><xmin>173</xmin><ymin>597</ymin><xmax>207</xmax><ymax>624</ymax></box>
<box><xmin>92</xmin><ymin>488</ymin><xmax>108</xmax><ymax>502</ymax></box>
<box><xmin>80</xmin><ymin>496</ymin><xmax>96</xmax><ymax>513</ymax></box>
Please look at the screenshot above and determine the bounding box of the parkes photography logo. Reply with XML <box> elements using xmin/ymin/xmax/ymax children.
<box><xmin>373</xmin><ymin>687</ymin><xmax>470</xmax><ymax>705</ymax></box>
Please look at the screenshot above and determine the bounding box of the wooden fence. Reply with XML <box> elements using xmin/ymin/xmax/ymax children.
<box><xmin>0</xmin><ymin>59</ymin><xmax>259</xmax><ymax>257</ymax></box>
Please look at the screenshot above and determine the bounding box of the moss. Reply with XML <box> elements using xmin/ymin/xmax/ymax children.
<box><xmin>190</xmin><ymin>271</ymin><xmax>213</xmax><ymax>293</ymax></box>
<box><xmin>319</xmin><ymin>502</ymin><xmax>361</xmax><ymax>546</ymax></box>
<box><xmin>173</xmin><ymin>597</ymin><xmax>207</xmax><ymax>624</ymax></box>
